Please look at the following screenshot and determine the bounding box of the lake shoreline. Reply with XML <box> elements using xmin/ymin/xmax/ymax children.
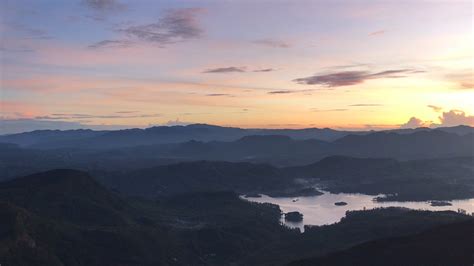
<box><xmin>242</xmin><ymin>191</ymin><xmax>474</xmax><ymax>231</ymax></box>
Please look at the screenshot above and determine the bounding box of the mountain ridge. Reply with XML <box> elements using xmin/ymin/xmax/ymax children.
<box><xmin>1</xmin><ymin>124</ymin><xmax>472</xmax><ymax>150</ymax></box>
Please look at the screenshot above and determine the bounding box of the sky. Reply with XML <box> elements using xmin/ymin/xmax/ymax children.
<box><xmin>0</xmin><ymin>0</ymin><xmax>473</xmax><ymax>133</ymax></box>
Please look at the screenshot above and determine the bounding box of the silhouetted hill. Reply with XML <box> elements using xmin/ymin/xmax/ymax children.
<box><xmin>109</xmin><ymin>161</ymin><xmax>297</xmax><ymax>197</ymax></box>
<box><xmin>0</xmin><ymin>129</ymin><xmax>104</xmax><ymax>148</ymax></box>
<box><xmin>0</xmin><ymin>169</ymin><xmax>471</xmax><ymax>265</ymax></box>
<box><xmin>435</xmin><ymin>125</ymin><xmax>474</xmax><ymax>135</ymax></box>
<box><xmin>98</xmin><ymin>129</ymin><xmax>474</xmax><ymax>165</ymax></box>
<box><xmin>0</xmin><ymin>200</ymin><xmax>174</xmax><ymax>266</ymax></box>
<box><xmin>0</xmin><ymin>126</ymin><xmax>472</xmax><ymax>170</ymax></box>
<box><xmin>333</xmin><ymin>130</ymin><xmax>474</xmax><ymax>159</ymax></box>
<box><xmin>98</xmin><ymin>155</ymin><xmax>474</xmax><ymax>201</ymax></box>
<box><xmin>0</xmin><ymin>169</ymin><xmax>288</xmax><ymax>265</ymax></box>
<box><xmin>242</xmin><ymin>207</ymin><xmax>472</xmax><ymax>265</ymax></box>
<box><xmin>288</xmin><ymin>156</ymin><xmax>474</xmax><ymax>201</ymax></box>
<box><xmin>288</xmin><ymin>156</ymin><xmax>399</xmax><ymax>179</ymax></box>
<box><xmin>0</xmin><ymin>169</ymin><xmax>130</xmax><ymax>226</ymax></box>
<box><xmin>2</xmin><ymin>124</ymin><xmax>471</xmax><ymax>151</ymax></box>
<box><xmin>289</xmin><ymin>219</ymin><xmax>474</xmax><ymax>266</ymax></box>
<box><xmin>0</xmin><ymin>124</ymin><xmax>348</xmax><ymax>149</ymax></box>
<box><xmin>1</xmin><ymin>142</ymin><xmax>473</xmax><ymax>201</ymax></box>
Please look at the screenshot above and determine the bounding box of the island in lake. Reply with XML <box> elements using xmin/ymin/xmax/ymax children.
<box><xmin>430</xmin><ymin>201</ymin><xmax>452</xmax><ymax>207</ymax></box>
<box><xmin>285</xmin><ymin>211</ymin><xmax>303</xmax><ymax>222</ymax></box>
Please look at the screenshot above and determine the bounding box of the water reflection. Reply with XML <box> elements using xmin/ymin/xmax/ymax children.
<box><xmin>243</xmin><ymin>192</ymin><xmax>474</xmax><ymax>232</ymax></box>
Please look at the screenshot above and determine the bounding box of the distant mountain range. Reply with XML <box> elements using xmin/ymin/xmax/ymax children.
<box><xmin>1</xmin><ymin>123</ymin><xmax>472</xmax><ymax>149</ymax></box>
<box><xmin>0</xmin><ymin>125</ymin><xmax>472</xmax><ymax>169</ymax></box>
<box><xmin>1</xmin><ymin>129</ymin><xmax>473</xmax><ymax>202</ymax></box>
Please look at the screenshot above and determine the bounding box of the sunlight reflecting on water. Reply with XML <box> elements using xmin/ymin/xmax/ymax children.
<box><xmin>243</xmin><ymin>192</ymin><xmax>474</xmax><ymax>232</ymax></box>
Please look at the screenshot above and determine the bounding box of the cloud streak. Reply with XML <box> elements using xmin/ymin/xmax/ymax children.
<box><xmin>446</xmin><ymin>71</ymin><xmax>473</xmax><ymax>89</ymax></box>
<box><xmin>88</xmin><ymin>39</ymin><xmax>133</xmax><ymax>49</ymax></box>
<box><xmin>253</xmin><ymin>68</ymin><xmax>275</xmax><ymax>72</ymax></box>
<box><xmin>118</xmin><ymin>8</ymin><xmax>203</xmax><ymax>46</ymax></box>
<box><xmin>311</xmin><ymin>108</ymin><xmax>348</xmax><ymax>112</ymax></box>
<box><xmin>294</xmin><ymin>69</ymin><xmax>422</xmax><ymax>87</ymax></box>
<box><xmin>205</xmin><ymin>93</ymin><xmax>233</xmax><ymax>97</ymax></box>
<box><xmin>427</xmin><ymin>105</ymin><xmax>443</xmax><ymax>112</ymax></box>
<box><xmin>253</xmin><ymin>38</ymin><xmax>290</xmax><ymax>48</ymax></box>
<box><xmin>6</xmin><ymin>23</ymin><xmax>53</xmax><ymax>40</ymax></box>
<box><xmin>0</xmin><ymin>119</ymin><xmax>135</xmax><ymax>134</ymax></box>
<box><xmin>82</xmin><ymin>0</ymin><xmax>126</xmax><ymax>11</ymax></box>
<box><xmin>368</xmin><ymin>30</ymin><xmax>386</xmax><ymax>36</ymax></box>
<box><xmin>203</xmin><ymin>67</ymin><xmax>246</xmax><ymax>73</ymax></box>
<box><xmin>349</xmin><ymin>104</ymin><xmax>383</xmax><ymax>107</ymax></box>
<box><xmin>35</xmin><ymin>113</ymin><xmax>161</xmax><ymax>120</ymax></box>
<box><xmin>267</xmin><ymin>89</ymin><xmax>312</xmax><ymax>94</ymax></box>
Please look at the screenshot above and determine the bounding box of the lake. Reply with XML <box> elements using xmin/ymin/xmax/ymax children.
<box><xmin>243</xmin><ymin>192</ymin><xmax>474</xmax><ymax>232</ymax></box>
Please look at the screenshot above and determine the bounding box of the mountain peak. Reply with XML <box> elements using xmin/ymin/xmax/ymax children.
<box><xmin>0</xmin><ymin>169</ymin><xmax>128</xmax><ymax>226</ymax></box>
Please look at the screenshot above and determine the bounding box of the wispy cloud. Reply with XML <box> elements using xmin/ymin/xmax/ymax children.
<box><xmin>206</xmin><ymin>93</ymin><xmax>233</xmax><ymax>97</ymax></box>
<box><xmin>311</xmin><ymin>108</ymin><xmax>348</xmax><ymax>112</ymax></box>
<box><xmin>88</xmin><ymin>39</ymin><xmax>133</xmax><ymax>49</ymax></box>
<box><xmin>253</xmin><ymin>38</ymin><xmax>290</xmax><ymax>48</ymax></box>
<box><xmin>0</xmin><ymin>47</ymin><xmax>34</xmax><ymax>53</ymax></box>
<box><xmin>368</xmin><ymin>30</ymin><xmax>386</xmax><ymax>36</ymax></box>
<box><xmin>115</xmin><ymin>111</ymin><xmax>138</xmax><ymax>114</ymax></box>
<box><xmin>446</xmin><ymin>71</ymin><xmax>473</xmax><ymax>89</ymax></box>
<box><xmin>253</xmin><ymin>68</ymin><xmax>275</xmax><ymax>72</ymax></box>
<box><xmin>203</xmin><ymin>67</ymin><xmax>246</xmax><ymax>73</ymax></box>
<box><xmin>82</xmin><ymin>0</ymin><xmax>126</xmax><ymax>12</ymax></box>
<box><xmin>203</xmin><ymin>67</ymin><xmax>275</xmax><ymax>73</ymax></box>
<box><xmin>118</xmin><ymin>8</ymin><xmax>203</xmax><ymax>46</ymax></box>
<box><xmin>0</xmin><ymin>119</ymin><xmax>135</xmax><ymax>134</ymax></box>
<box><xmin>35</xmin><ymin>113</ymin><xmax>161</xmax><ymax>120</ymax></box>
<box><xmin>267</xmin><ymin>89</ymin><xmax>312</xmax><ymax>94</ymax></box>
<box><xmin>327</xmin><ymin>63</ymin><xmax>370</xmax><ymax>70</ymax></box>
<box><xmin>294</xmin><ymin>69</ymin><xmax>422</xmax><ymax>87</ymax></box>
<box><xmin>427</xmin><ymin>105</ymin><xmax>443</xmax><ymax>112</ymax></box>
<box><xmin>6</xmin><ymin>23</ymin><xmax>53</xmax><ymax>40</ymax></box>
<box><xmin>349</xmin><ymin>103</ymin><xmax>383</xmax><ymax>107</ymax></box>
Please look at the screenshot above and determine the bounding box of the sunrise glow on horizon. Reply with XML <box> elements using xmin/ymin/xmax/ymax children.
<box><xmin>1</xmin><ymin>0</ymin><xmax>473</xmax><ymax>132</ymax></box>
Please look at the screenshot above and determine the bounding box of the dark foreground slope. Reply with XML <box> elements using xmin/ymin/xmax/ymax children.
<box><xmin>289</xmin><ymin>219</ymin><xmax>474</xmax><ymax>266</ymax></box>
<box><xmin>107</xmin><ymin>160</ymin><xmax>306</xmax><ymax>197</ymax></box>
<box><xmin>0</xmin><ymin>169</ymin><xmax>130</xmax><ymax>226</ymax></box>
<box><xmin>0</xmin><ymin>169</ymin><xmax>472</xmax><ymax>265</ymax></box>
<box><xmin>243</xmin><ymin>208</ymin><xmax>473</xmax><ymax>265</ymax></box>
<box><xmin>0</xmin><ymin>201</ymin><xmax>173</xmax><ymax>266</ymax></box>
<box><xmin>0</xmin><ymin>169</ymin><xmax>288</xmax><ymax>265</ymax></box>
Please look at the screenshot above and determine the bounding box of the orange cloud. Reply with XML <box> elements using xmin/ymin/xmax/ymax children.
<box><xmin>0</xmin><ymin>101</ymin><xmax>43</xmax><ymax>119</ymax></box>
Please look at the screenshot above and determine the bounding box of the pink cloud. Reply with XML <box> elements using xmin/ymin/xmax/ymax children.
<box><xmin>438</xmin><ymin>110</ymin><xmax>474</xmax><ymax>127</ymax></box>
<box><xmin>401</xmin><ymin>109</ymin><xmax>474</xmax><ymax>128</ymax></box>
<box><xmin>0</xmin><ymin>101</ymin><xmax>43</xmax><ymax>119</ymax></box>
<box><xmin>368</xmin><ymin>30</ymin><xmax>386</xmax><ymax>36</ymax></box>
<box><xmin>400</xmin><ymin>117</ymin><xmax>427</xmax><ymax>129</ymax></box>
